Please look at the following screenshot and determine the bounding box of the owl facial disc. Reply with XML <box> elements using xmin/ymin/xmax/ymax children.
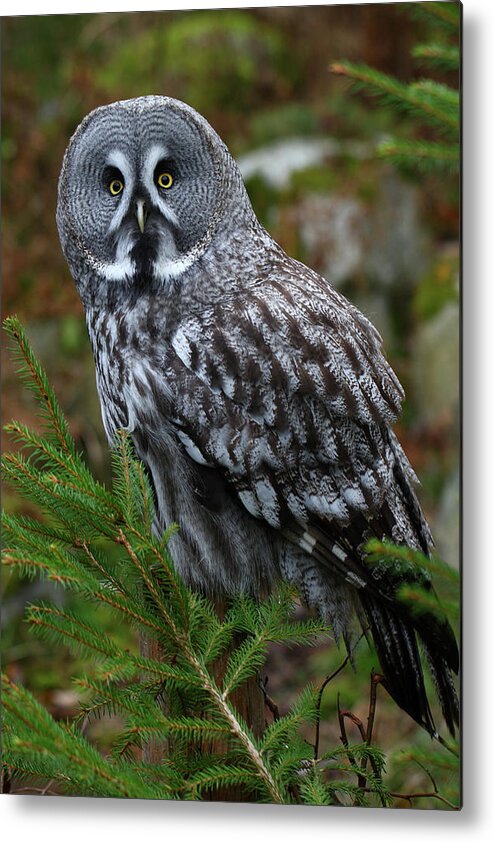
<box><xmin>57</xmin><ymin>96</ymin><xmax>229</xmax><ymax>291</ymax></box>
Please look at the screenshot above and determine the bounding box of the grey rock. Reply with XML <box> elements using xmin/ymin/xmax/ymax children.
<box><xmin>238</xmin><ymin>136</ymin><xmax>370</xmax><ymax>191</ymax></box>
<box><xmin>238</xmin><ymin>137</ymin><xmax>340</xmax><ymax>189</ymax></box>
<box><xmin>411</xmin><ymin>302</ymin><xmax>460</xmax><ymax>428</ymax></box>
<box><xmin>433</xmin><ymin>469</ymin><xmax>460</xmax><ymax>569</ymax></box>
<box><xmin>296</xmin><ymin>170</ymin><xmax>430</xmax><ymax>290</ymax></box>
<box><xmin>298</xmin><ymin>193</ymin><xmax>365</xmax><ymax>288</ymax></box>
<box><xmin>350</xmin><ymin>291</ymin><xmax>392</xmax><ymax>350</ymax></box>
<box><xmin>365</xmin><ymin>171</ymin><xmax>430</xmax><ymax>288</ymax></box>
<box><xmin>239</xmin><ymin>137</ymin><xmax>431</xmax><ymax>292</ymax></box>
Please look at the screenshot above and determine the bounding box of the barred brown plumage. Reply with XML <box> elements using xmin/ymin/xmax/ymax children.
<box><xmin>57</xmin><ymin>95</ymin><xmax>459</xmax><ymax>737</ymax></box>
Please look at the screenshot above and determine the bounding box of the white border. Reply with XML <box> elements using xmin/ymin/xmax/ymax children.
<box><xmin>1</xmin><ymin>0</ymin><xmax>440</xmax><ymax>14</ymax></box>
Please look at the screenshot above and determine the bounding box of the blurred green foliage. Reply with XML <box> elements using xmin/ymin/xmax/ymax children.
<box><xmin>331</xmin><ymin>2</ymin><xmax>459</xmax><ymax>174</ymax></box>
<box><xmin>413</xmin><ymin>249</ymin><xmax>459</xmax><ymax>322</ymax></box>
<box><xmin>2</xmin><ymin>4</ymin><xmax>459</xmax><ymax>320</ymax></box>
<box><xmin>93</xmin><ymin>11</ymin><xmax>298</xmax><ymax>119</ymax></box>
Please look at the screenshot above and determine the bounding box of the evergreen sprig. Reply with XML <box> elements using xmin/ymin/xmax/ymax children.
<box><xmin>412</xmin><ymin>43</ymin><xmax>460</xmax><ymax>72</ymax></box>
<box><xmin>330</xmin><ymin>3</ymin><xmax>460</xmax><ymax>175</ymax></box>
<box><xmin>1</xmin><ymin>317</ymin><xmax>459</xmax><ymax>807</ymax></box>
<box><xmin>1</xmin><ymin>316</ymin><xmax>332</xmax><ymax>804</ymax></box>
<box><xmin>377</xmin><ymin>139</ymin><xmax>459</xmax><ymax>174</ymax></box>
<box><xmin>406</xmin><ymin>1</ymin><xmax>460</xmax><ymax>30</ymax></box>
<box><xmin>330</xmin><ymin>62</ymin><xmax>458</xmax><ymax>133</ymax></box>
<box><xmin>365</xmin><ymin>537</ymin><xmax>460</xmax><ymax>623</ymax></box>
<box><xmin>2</xmin><ymin>674</ymin><xmax>168</xmax><ymax>800</ymax></box>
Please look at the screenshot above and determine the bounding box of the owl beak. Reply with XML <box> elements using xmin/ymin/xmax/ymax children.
<box><xmin>136</xmin><ymin>199</ymin><xmax>147</xmax><ymax>233</ymax></box>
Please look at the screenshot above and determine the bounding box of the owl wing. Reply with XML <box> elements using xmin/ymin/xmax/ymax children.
<box><xmin>166</xmin><ymin>267</ymin><xmax>405</xmax><ymax>532</ymax></box>
<box><xmin>160</xmin><ymin>267</ymin><xmax>458</xmax><ymax>736</ymax></box>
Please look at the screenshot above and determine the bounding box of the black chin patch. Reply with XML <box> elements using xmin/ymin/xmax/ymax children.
<box><xmin>130</xmin><ymin>234</ymin><xmax>157</xmax><ymax>282</ymax></box>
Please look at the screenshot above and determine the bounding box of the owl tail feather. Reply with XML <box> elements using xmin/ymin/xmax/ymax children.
<box><xmin>357</xmin><ymin>548</ymin><xmax>459</xmax><ymax>737</ymax></box>
<box><xmin>422</xmin><ymin>643</ymin><xmax>460</xmax><ymax>737</ymax></box>
<box><xmin>286</xmin><ymin>518</ymin><xmax>459</xmax><ymax>737</ymax></box>
<box><xmin>359</xmin><ymin>592</ymin><xmax>458</xmax><ymax>736</ymax></box>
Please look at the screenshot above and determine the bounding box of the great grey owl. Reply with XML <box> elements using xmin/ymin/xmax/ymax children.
<box><xmin>57</xmin><ymin>95</ymin><xmax>459</xmax><ymax>736</ymax></box>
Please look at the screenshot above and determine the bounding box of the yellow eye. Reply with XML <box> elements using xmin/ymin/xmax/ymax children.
<box><xmin>109</xmin><ymin>178</ymin><xmax>124</xmax><ymax>196</ymax></box>
<box><xmin>157</xmin><ymin>172</ymin><xmax>173</xmax><ymax>189</ymax></box>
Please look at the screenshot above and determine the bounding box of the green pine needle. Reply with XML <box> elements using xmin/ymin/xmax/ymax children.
<box><xmin>330</xmin><ymin>61</ymin><xmax>458</xmax><ymax>132</ymax></box>
<box><xmin>406</xmin><ymin>2</ymin><xmax>461</xmax><ymax>31</ymax></box>
<box><xmin>413</xmin><ymin>42</ymin><xmax>460</xmax><ymax>72</ymax></box>
<box><xmin>2</xmin><ymin>311</ymin><xmax>458</xmax><ymax>804</ymax></box>
<box><xmin>377</xmin><ymin>138</ymin><xmax>459</xmax><ymax>174</ymax></box>
<box><xmin>3</xmin><ymin>317</ymin><xmax>76</xmax><ymax>457</ymax></box>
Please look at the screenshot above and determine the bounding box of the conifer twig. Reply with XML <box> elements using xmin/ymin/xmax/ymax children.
<box><xmin>329</xmin><ymin>61</ymin><xmax>458</xmax><ymax>130</ymax></box>
<box><xmin>183</xmin><ymin>653</ymin><xmax>283</xmax><ymax>804</ymax></box>
<box><xmin>4</xmin><ymin>317</ymin><xmax>75</xmax><ymax>457</ymax></box>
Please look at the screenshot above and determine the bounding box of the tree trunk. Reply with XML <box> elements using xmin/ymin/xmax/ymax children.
<box><xmin>139</xmin><ymin>598</ymin><xmax>267</xmax><ymax>801</ymax></box>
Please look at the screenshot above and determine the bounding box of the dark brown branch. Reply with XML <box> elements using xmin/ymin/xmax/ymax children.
<box><xmin>360</xmin><ymin>670</ymin><xmax>386</xmax><ymax>806</ymax></box>
<box><xmin>313</xmin><ymin>651</ymin><xmax>352</xmax><ymax>760</ymax></box>
<box><xmin>361</xmin><ymin>787</ymin><xmax>459</xmax><ymax>810</ymax></box>
<box><xmin>366</xmin><ymin>669</ymin><xmax>383</xmax><ymax>744</ymax></box>
<box><xmin>337</xmin><ymin>696</ymin><xmax>367</xmax><ymax>793</ymax></box>
<box><xmin>260</xmin><ymin>676</ymin><xmax>280</xmax><ymax>722</ymax></box>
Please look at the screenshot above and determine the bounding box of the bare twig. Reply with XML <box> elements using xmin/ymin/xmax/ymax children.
<box><xmin>314</xmin><ymin>633</ymin><xmax>369</xmax><ymax>759</ymax></box>
<box><xmin>359</xmin><ymin>671</ymin><xmax>386</xmax><ymax>807</ymax></box>
<box><xmin>313</xmin><ymin>651</ymin><xmax>352</xmax><ymax>760</ymax></box>
<box><xmin>337</xmin><ymin>696</ymin><xmax>367</xmax><ymax>793</ymax></box>
<box><xmin>40</xmin><ymin>778</ymin><xmax>56</xmax><ymax>795</ymax></box>
<box><xmin>340</xmin><ymin>708</ymin><xmax>367</xmax><ymax>742</ymax></box>
<box><xmin>260</xmin><ymin>676</ymin><xmax>280</xmax><ymax>722</ymax></box>
<box><xmin>361</xmin><ymin>787</ymin><xmax>459</xmax><ymax>810</ymax></box>
<box><xmin>413</xmin><ymin>758</ymin><xmax>439</xmax><ymax>794</ymax></box>
<box><xmin>366</xmin><ymin>669</ymin><xmax>383</xmax><ymax>744</ymax></box>
<box><xmin>15</xmin><ymin>786</ymin><xmax>58</xmax><ymax>796</ymax></box>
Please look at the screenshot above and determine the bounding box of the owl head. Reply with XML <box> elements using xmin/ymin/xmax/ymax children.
<box><xmin>57</xmin><ymin>96</ymin><xmax>250</xmax><ymax>291</ymax></box>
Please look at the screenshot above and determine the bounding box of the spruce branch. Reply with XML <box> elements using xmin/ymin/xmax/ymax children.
<box><xmin>377</xmin><ymin>139</ymin><xmax>460</xmax><ymax>174</ymax></box>
<box><xmin>2</xmin><ymin>674</ymin><xmax>165</xmax><ymax>799</ymax></box>
<box><xmin>1</xmin><ymin>319</ymin><xmax>458</xmax><ymax>806</ymax></box>
<box><xmin>261</xmin><ymin>684</ymin><xmax>319</xmax><ymax>758</ymax></box>
<box><xmin>185</xmin><ymin>762</ymin><xmax>259</xmax><ymax>799</ymax></box>
<box><xmin>412</xmin><ymin>42</ymin><xmax>460</xmax><ymax>72</ymax></box>
<box><xmin>178</xmin><ymin>649</ymin><xmax>285</xmax><ymax>803</ymax></box>
<box><xmin>330</xmin><ymin>6</ymin><xmax>459</xmax><ymax>177</ymax></box>
<box><xmin>330</xmin><ymin>61</ymin><xmax>458</xmax><ymax>132</ymax></box>
<box><xmin>365</xmin><ymin>538</ymin><xmax>459</xmax><ymax>587</ymax></box>
<box><xmin>3</xmin><ymin>317</ymin><xmax>76</xmax><ymax>457</ymax></box>
<box><xmin>406</xmin><ymin>1</ymin><xmax>461</xmax><ymax>30</ymax></box>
